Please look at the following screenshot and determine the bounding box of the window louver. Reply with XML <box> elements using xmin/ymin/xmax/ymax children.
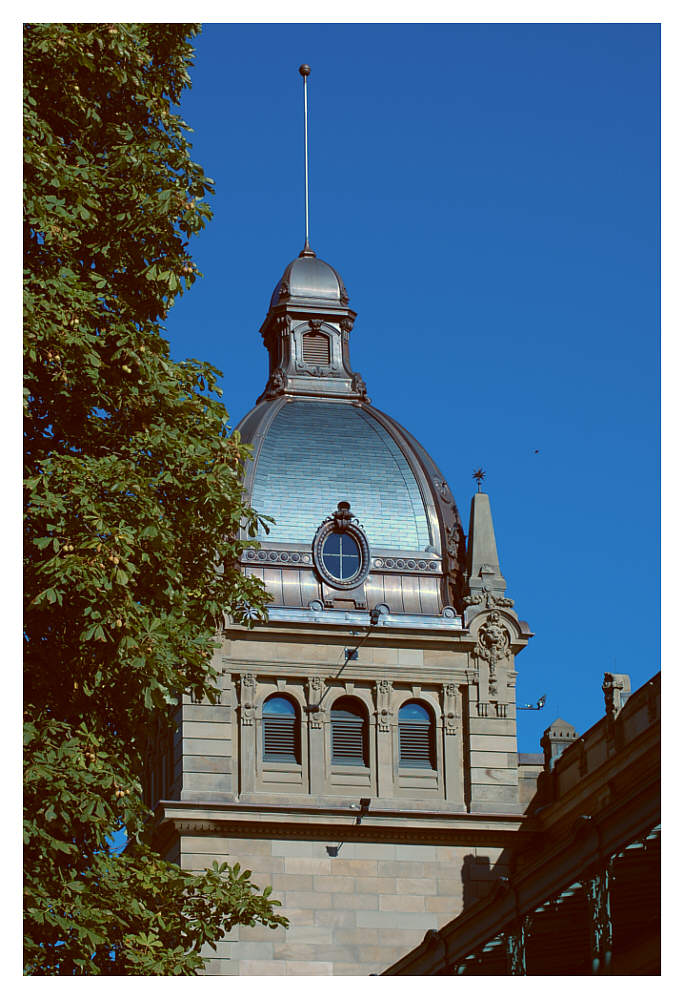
<box><xmin>398</xmin><ymin>701</ymin><xmax>435</xmax><ymax>768</ymax></box>
<box><xmin>399</xmin><ymin>721</ymin><xmax>434</xmax><ymax>768</ymax></box>
<box><xmin>331</xmin><ymin>699</ymin><xmax>367</xmax><ymax>765</ymax></box>
<box><xmin>263</xmin><ymin>695</ymin><xmax>299</xmax><ymax>763</ymax></box>
<box><xmin>263</xmin><ymin>717</ymin><xmax>299</xmax><ymax>761</ymax></box>
<box><xmin>302</xmin><ymin>333</ymin><xmax>330</xmax><ymax>365</ymax></box>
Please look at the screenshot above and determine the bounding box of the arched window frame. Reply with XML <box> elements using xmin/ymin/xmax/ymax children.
<box><xmin>262</xmin><ymin>693</ymin><xmax>301</xmax><ymax>764</ymax></box>
<box><xmin>330</xmin><ymin>695</ymin><xmax>369</xmax><ymax>766</ymax></box>
<box><xmin>398</xmin><ymin>699</ymin><xmax>436</xmax><ymax>769</ymax></box>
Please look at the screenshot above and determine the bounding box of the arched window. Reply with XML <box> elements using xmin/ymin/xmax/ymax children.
<box><xmin>263</xmin><ymin>695</ymin><xmax>300</xmax><ymax>763</ymax></box>
<box><xmin>331</xmin><ymin>696</ymin><xmax>368</xmax><ymax>766</ymax></box>
<box><xmin>398</xmin><ymin>700</ymin><xmax>435</xmax><ymax>769</ymax></box>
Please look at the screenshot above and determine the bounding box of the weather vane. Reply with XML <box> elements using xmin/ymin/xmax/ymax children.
<box><xmin>472</xmin><ymin>468</ymin><xmax>485</xmax><ymax>492</ymax></box>
<box><xmin>299</xmin><ymin>64</ymin><xmax>312</xmax><ymax>254</ymax></box>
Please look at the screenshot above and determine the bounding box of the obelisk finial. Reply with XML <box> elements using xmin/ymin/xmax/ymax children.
<box><xmin>298</xmin><ymin>64</ymin><xmax>314</xmax><ymax>257</ymax></box>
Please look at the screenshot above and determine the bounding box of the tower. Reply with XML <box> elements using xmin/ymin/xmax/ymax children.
<box><xmin>150</xmin><ymin>242</ymin><xmax>537</xmax><ymax>976</ymax></box>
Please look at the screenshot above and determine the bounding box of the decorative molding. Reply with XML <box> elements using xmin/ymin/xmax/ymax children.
<box><xmin>464</xmin><ymin>587</ymin><xmax>515</xmax><ymax>609</ymax></box>
<box><xmin>239</xmin><ymin>673</ymin><xmax>256</xmax><ymax>726</ymax></box>
<box><xmin>375</xmin><ymin>679</ymin><xmax>393</xmax><ymax>732</ymax></box>
<box><xmin>307</xmin><ymin>676</ymin><xmax>324</xmax><ymax>729</ymax></box>
<box><xmin>442</xmin><ymin>683</ymin><xmax>459</xmax><ymax>735</ymax></box>
<box><xmin>584</xmin><ymin>864</ymin><xmax>614</xmax><ymax>966</ymax></box>
<box><xmin>602</xmin><ymin>673</ymin><xmax>626</xmax><ymax>721</ymax></box>
<box><xmin>351</xmin><ymin>371</ymin><xmax>369</xmax><ymax>401</ymax></box>
<box><xmin>446</xmin><ymin>523</ymin><xmax>460</xmax><ymax>559</ymax></box>
<box><xmin>244</xmin><ymin>548</ymin><xmax>312</xmax><ymax>566</ymax></box>
<box><xmin>261</xmin><ymin>367</ymin><xmax>286</xmax><ymax>399</ymax></box>
<box><xmin>371</xmin><ymin>556</ymin><xmax>439</xmax><ymax>572</ymax></box>
<box><xmin>294</xmin><ymin>360</ymin><xmax>334</xmax><ymax>377</ymax></box>
<box><xmin>163</xmin><ymin>816</ymin><xmax>522</xmax><ymax>847</ymax></box>
<box><xmin>473</xmin><ymin>612</ymin><xmax>512</xmax><ymax>696</ymax></box>
<box><xmin>433</xmin><ymin>478</ymin><xmax>451</xmax><ymax>503</ymax></box>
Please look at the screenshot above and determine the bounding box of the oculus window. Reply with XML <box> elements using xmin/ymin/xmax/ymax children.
<box><xmin>313</xmin><ymin>501</ymin><xmax>370</xmax><ymax>590</ymax></box>
<box><xmin>322</xmin><ymin>531</ymin><xmax>361</xmax><ymax>581</ymax></box>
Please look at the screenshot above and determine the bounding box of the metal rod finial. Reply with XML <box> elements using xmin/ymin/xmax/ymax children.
<box><xmin>300</xmin><ymin>64</ymin><xmax>311</xmax><ymax>249</ymax></box>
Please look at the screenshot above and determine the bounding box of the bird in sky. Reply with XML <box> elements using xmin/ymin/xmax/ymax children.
<box><xmin>533</xmin><ymin>449</ymin><xmax>541</xmax><ymax>454</ymax></box>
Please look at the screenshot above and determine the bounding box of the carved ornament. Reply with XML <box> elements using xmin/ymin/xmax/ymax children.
<box><xmin>375</xmin><ymin>679</ymin><xmax>393</xmax><ymax>732</ymax></box>
<box><xmin>433</xmin><ymin>478</ymin><xmax>451</xmax><ymax>502</ymax></box>
<box><xmin>473</xmin><ymin>611</ymin><xmax>511</xmax><ymax>696</ymax></box>
<box><xmin>295</xmin><ymin>360</ymin><xmax>332</xmax><ymax>377</ymax></box>
<box><xmin>262</xmin><ymin>367</ymin><xmax>286</xmax><ymax>399</ymax></box>
<box><xmin>351</xmin><ymin>372</ymin><xmax>369</xmax><ymax>401</ymax></box>
<box><xmin>464</xmin><ymin>587</ymin><xmax>514</xmax><ymax>609</ymax></box>
<box><xmin>442</xmin><ymin>683</ymin><xmax>459</xmax><ymax>736</ymax></box>
<box><xmin>239</xmin><ymin>673</ymin><xmax>256</xmax><ymax>726</ymax></box>
<box><xmin>307</xmin><ymin>676</ymin><xmax>324</xmax><ymax>729</ymax></box>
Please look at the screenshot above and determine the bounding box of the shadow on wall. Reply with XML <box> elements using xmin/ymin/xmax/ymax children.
<box><xmin>461</xmin><ymin>853</ymin><xmax>511</xmax><ymax>911</ymax></box>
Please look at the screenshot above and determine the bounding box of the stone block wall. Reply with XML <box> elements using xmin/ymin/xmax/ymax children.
<box><xmin>180</xmin><ymin>834</ymin><xmax>508</xmax><ymax>976</ymax></box>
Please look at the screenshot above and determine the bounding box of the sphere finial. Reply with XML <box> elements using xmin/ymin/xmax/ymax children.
<box><xmin>299</xmin><ymin>64</ymin><xmax>311</xmax><ymax>77</ymax></box>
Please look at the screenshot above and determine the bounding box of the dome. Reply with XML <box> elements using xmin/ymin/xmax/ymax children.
<box><xmin>269</xmin><ymin>247</ymin><xmax>348</xmax><ymax>309</ymax></box>
<box><xmin>236</xmin><ymin>395</ymin><xmax>464</xmax><ymax>615</ymax></box>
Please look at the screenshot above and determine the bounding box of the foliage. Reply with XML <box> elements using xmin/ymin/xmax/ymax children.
<box><xmin>24</xmin><ymin>719</ymin><xmax>285</xmax><ymax>976</ymax></box>
<box><xmin>23</xmin><ymin>23</ymin><xmax>283</xmax><ymax>974</ymax></box>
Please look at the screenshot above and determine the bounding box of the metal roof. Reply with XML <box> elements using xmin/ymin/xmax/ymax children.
<box><xmin>247</xmin><ymin>398</ymin><xmax>432</xmax><ymax>551</ymax></box>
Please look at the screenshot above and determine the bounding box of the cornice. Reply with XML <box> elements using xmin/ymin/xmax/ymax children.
<box><xmin>154</xmin><ymin>799</ymin><xmax>531</xmax><ymax>849</ymax></box>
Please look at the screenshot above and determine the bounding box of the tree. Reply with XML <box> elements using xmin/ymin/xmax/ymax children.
<box><xmin>23</xmin><ymin>23</ymin><xmax>284</xmax><ymax>974</ymax></box>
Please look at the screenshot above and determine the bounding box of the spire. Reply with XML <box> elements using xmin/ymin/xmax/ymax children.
<box><xmin>299</xmin><ymin>64</ymin><xmax>312</xmax><ymax>254</ymax></box>
<box><xmin>255</xmin><ymin>66</ymin><xmax>366</xmax><ymax>406</ymax></box>
<box><xmin>466</xmin><ymin>491</ymin><xmax>507</xmax><ymax>595</ymax></box>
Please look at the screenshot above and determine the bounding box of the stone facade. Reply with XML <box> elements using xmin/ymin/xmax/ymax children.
<box><xmin>149</xmin><ymin>611</ymin><xmax>541</xmax><ymax>975</ymax></box>
<box><xmin>167</xmin><ymin>614</ymin><xmax>532</xmax><ymax>814</ymax></box>
<box><xmin>184</xmin><ymin>837</ymin><xmax>508</xmax><ymax>976</ymax></box>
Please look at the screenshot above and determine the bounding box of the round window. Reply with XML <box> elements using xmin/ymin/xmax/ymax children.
<box><xmin>322</xmin><ymin>531</ymin><xmax>361</xmax><ymax>581</ymax></box>
<box><xmin>313</xmin><ymin>502</ymin><xmax>370</xmax><ymax>590</ymax></box>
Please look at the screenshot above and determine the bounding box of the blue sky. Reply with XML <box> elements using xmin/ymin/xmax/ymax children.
<box><xmin>163</xmin><ymin>23</ymin><xmax>659</xmax><ymax>752</ymax></box>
